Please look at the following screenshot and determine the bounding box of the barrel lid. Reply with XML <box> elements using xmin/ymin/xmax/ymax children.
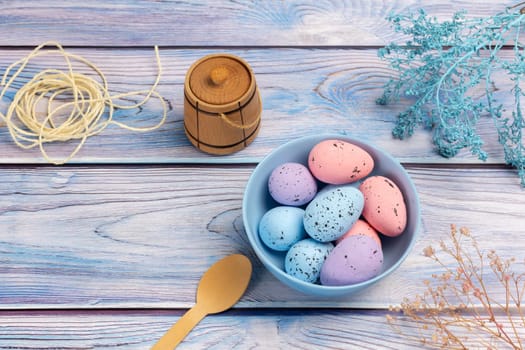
<box><xmin>186</xmin><ymin>54</ymin><xmax>254</xmax><ymax>107</ymax></box>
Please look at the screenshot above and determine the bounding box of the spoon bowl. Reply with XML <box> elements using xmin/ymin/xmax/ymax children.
<box><xmin>152</xmin><ymin>254</ymin><xmax>252</xmax><ymax>349</ymax></box>
<box><xmin>196</xmin><ymin>254</ymin><xmax>253</xmax><ymax>313</ymax></box>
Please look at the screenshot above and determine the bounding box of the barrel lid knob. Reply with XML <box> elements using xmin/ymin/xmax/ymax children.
<box><xmin>209</xmin><ymin>67</ymin><xmax>229</xmax><ymax>86</ymax></box>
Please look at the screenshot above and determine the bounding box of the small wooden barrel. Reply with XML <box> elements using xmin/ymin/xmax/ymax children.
<box><xmin>184</xmin><ymin>53</ymin><xmax>262</xmax><ymax>155</ymax></box>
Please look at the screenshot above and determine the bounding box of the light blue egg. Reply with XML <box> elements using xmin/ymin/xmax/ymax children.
<box><xmin>258</xmin><ymin>206</ymin><xmax>307</xmax><ymax>251</ymax></box>
<box><xmin>304</xmin><ymin>185</ymin><xmax>364</xmax><ymax>242</ymax></box>
<box><xmin>285</xmin><ymin>238</ymin><xmax>334</xmax><ymax>283</ymax></box>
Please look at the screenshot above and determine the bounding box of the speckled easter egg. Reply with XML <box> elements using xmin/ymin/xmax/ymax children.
<box><xmin>285</xmin><ymin>238</ymin><xmax>334</xmax><ymax>283</ymax></box>
<box><xmin>359</xmin><ymin>176</ymin><xmax>407</xmax><ymax>237</ymax></box>
<box><xmin>308</xmin><ymin>139</ymin><xmax>374</xmax><ymax>185</ymax></box>
<box><xmin>303</xmin><ymin>186</ymin><xmax>364</xmax><ymax>242</ymax></box>
<box><xmin>320</xmin><ymin>235</ymin><xmax>383</xmax><ymax>286</ymax></box>
<box><xmin>268</xmin><ymin>162</ymin><xmax>317</xmax><ymax>206</ymax></box>
<box><xmin>336</xmin><ymin>219</ymin><xmax>382</xmax><ymax>248</ymax></box>
<box><xmin>258</xmin><ymin>206</ymin><xmax>307</xmax><ymax>251</ymax></box>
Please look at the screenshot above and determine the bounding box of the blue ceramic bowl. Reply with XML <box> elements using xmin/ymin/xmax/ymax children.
<box><xmin>242</xmin><ymin>134</ymin><xmax>421</xmax><ymax>297</ymax></box>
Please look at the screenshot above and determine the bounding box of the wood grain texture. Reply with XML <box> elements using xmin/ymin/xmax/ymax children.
<box><xmin>1</xmin><ymin>165</ymin><xmax>523</xmax><ymax>309</ymax></box>
<box><xmin>1</xmin><ymin>309</ymin><xmax>523</xmax><ymax>349</ymax></box>
<box><xmin>0</xmin><ymin>47</ymin><xmax>519</xmax><ymax>164</ymax></box>
<box><xmin>0</xmin><ymin>0</ymin><xmax>516</xmax><ymax>46</ymax></box>
<box><xmin>2</xmin><ymin>1</ymin><xmax>525</xmax><ymax>347</ymax></box>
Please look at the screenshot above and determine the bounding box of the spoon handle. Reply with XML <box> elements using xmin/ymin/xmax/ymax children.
<box><xmin>151</xmin><ymin>304</ymin><xmax>207</xmax><ymax>350</ymax></box>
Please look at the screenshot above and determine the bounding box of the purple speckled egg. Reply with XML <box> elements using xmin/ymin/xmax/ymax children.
<box><xmin>268</xmin><ymin>162</ymin><xmax>317</xmax><ymax>206</ymax></box>
<box><xmin>320</xmin><ymin>235</ymin><xmax>383</xmax><ymax>286</ymax></box>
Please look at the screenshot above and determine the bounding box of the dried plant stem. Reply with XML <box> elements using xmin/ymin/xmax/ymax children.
<box><xmin>389</xmin><ymin>225</ymin><xmax>525</xmax><ymax>349</ymax></box>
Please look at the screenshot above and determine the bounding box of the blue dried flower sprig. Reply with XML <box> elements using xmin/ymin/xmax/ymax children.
<box><xmin>377</xmin><ymin>6</ymin><xmax>525</xmax><ymax>185</ymax></box>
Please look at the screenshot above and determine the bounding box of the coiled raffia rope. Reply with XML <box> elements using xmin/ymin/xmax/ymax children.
<box><xmin>0</xmin><ymin>41</ymin><xmax>167</xmax><ymax>164</ymax></box>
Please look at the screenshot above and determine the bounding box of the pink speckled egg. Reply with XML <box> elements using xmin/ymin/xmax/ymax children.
<box><xmin>268</xmin><ymin>162</ymin><xmax>317</xmax><ymax>206</ymax></box>
<box><xmin>308</xmin><ymin>139</ymin><xmax>374</xmax><ymax>185</ymax></box>
<box><xmin>336</xmin><ymin>219</ymin><xmax>381</xmax><ymax>248</ymax></box>
<box><xmin>359</xmin><ymin>176</ymin><xmax>407</xmax><ymax>237</ymax></box>
<box><xmin>320</xmin><ymin>235</ymin><xmax>383</xmax><ymax>286</ymax></box>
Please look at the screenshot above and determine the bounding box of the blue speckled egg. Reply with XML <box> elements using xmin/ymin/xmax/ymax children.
<box><xmin>285</xmin><ymin>238</ymin><xmax>334</xmax><ymax>283</ymax></box>
<box><xmin>304</xmin><ymin>186</ymin><xmax>364</xmax><ymax>242</ymax></box>
<box><xmin>258</xmin><ymin>206</ymin><xmax>307</xmax><ymax>251</ymax></box>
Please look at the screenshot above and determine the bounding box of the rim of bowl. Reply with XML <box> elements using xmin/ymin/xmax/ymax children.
<box><xmin>242</xmin><ymin>133</ymin><xmax>421</xmax><ymax>294</ymax></box>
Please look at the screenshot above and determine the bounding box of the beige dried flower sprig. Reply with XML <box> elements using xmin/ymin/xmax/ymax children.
<box><xmin>387</xmin><ymin>224</ymin><xmax>525</xmax><ymax>349</ymax></box>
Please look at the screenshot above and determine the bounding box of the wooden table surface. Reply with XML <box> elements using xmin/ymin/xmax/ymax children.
<box><xmin>1</xmin><ymin>1</ymin><xmax>524</xmax><ymax>349</ymax></box>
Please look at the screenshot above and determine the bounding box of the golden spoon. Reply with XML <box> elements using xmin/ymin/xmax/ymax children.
<box><xmin>151</xmin><ymin>254</ymin><xmax>252</xmax><ymax>349</ymax></box>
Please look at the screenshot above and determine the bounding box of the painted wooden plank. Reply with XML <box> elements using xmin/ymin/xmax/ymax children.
<box><xmin>0</xmin><ymin>1</ymin><xmax>517</xmax><ymax>46</ymax></box>
<box><xmin>0</xmin><ymin>165</ymin><xmax>523</xmax><ymax>309</ymax></box>
<box><xmin>0</xmin><ymin>309</ymin><xmax>523</xmax><ymax>349</ymax></box>
<box><xmin>2</xmin><ymin>1</ymin><xmax>523</xmax><ymax>347</ymax></box>
<box><xmin>0</xmin><ymin>47</ymin><xmax>519</xmax><ymax>164</ymax></box>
